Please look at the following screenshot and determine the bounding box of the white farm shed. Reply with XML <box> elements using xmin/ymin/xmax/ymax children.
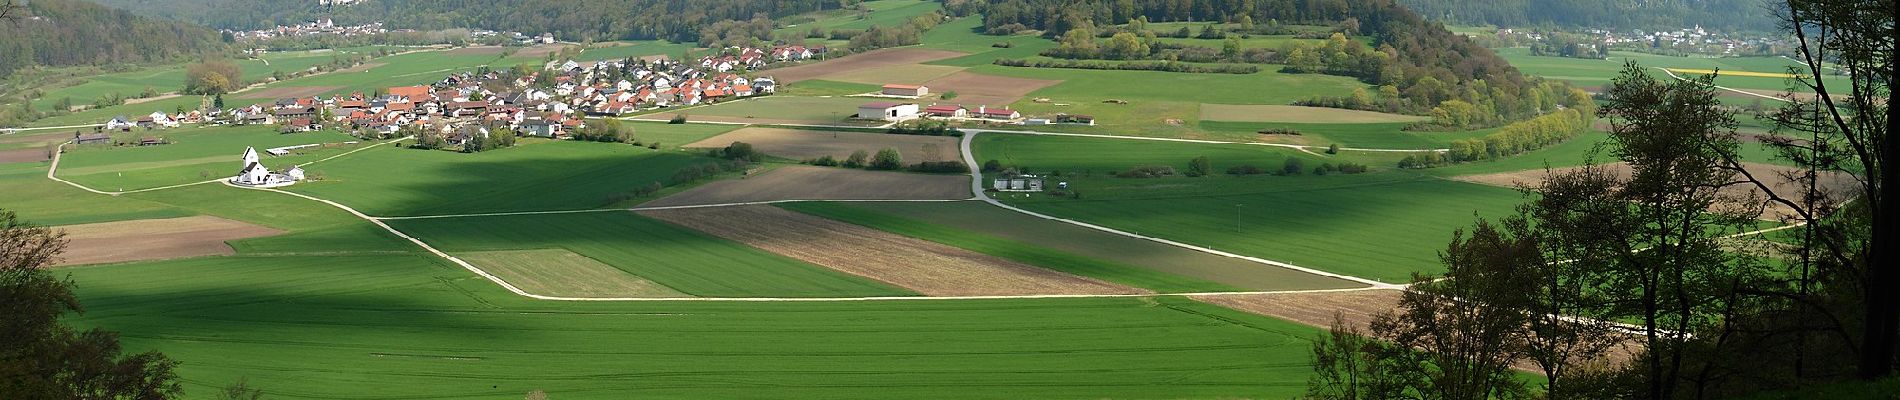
<box><xmin>856</xmin><ymin>102</ymin><xmax>919</xmax><ymax>121</ymax></box>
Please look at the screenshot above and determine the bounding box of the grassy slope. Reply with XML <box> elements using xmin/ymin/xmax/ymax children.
<box><xmin>1200</xmin><ymin>120</ymin><xmax>1497</xmax><ymax>149</ymax></box>
<box><xmin>976</xmin><ymin>133</ymin><xmax>1521</xmax><ymax>282</ymax></box>
<box><xmin>0</xmin><ymin>161</ymin><xmax>192</xmax><ymax>226</ymax></box>
<box><xmin>1495</xmin><ymin>47</ymin><xmax>1849</xmax><ymax>92</ymax></box>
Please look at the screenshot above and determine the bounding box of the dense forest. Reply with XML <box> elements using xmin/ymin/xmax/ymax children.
<box><xmin>1395</xmin><ymin>0</ymin><xmax>1779</xmax><ymax>32</ymax></box>
<box><xmin>89</xmin><ymin>0</ymin><xmax>855</xmax><ymax>43</ymax></box>
<box><xmin>968</xmin><ymin>0</ymin><xmax>1585</xmax><ymax>126</ymax></box>
<box><xmin>0</xmin><ymin>0</ymin><xmax>229</xmax><ymax>78</ymax></box>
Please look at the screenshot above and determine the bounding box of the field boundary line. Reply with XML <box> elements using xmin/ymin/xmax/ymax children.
<box><xmin>1655</xmin><ymin>67</ymin><xmax>1792</xmax><ymax>103</ymax></box>
<box><xmin>955</xmin><ymin>131</ymin><xmax>1404</xmax><ymax>289</ymax></box>
<box><xmin>371</xmin><ymin>198</ymin><xmax>978</xmax><ymax>220</ymax></box>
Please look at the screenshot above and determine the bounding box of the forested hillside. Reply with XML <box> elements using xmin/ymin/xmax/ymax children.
<box><xmin>89</xmin><ymin>0</ymin><xmax>853</xmax><ymax>43</ymax></box>
<box><xmin>0</xmin><ymin>0</ymin><xmax>229</xmax><ymax>78</ymax></box>
<box><xmin>1396</xmin><ymin>0</ymin><xmax>1778</xmax><ymax>31</ymax></box>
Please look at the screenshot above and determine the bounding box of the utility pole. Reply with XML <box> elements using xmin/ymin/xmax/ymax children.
<box><xmin>1235</xmin><ymin>203</ymin><xmax>1243</xmax><ymax>232</ymax></box>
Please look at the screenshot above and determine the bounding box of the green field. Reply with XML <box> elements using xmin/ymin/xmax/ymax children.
<box><xmin>613</xmin><ymin>119</ymin><xmax>743</xmax><ymax>148</ymax></box>
<box><xmin>786</xmin><ymin>201</ymin><xmax>1363</xmax><ymax>291</ymax></box>
<box><xmin>777</xmin><ymin>0</ymin><xmax>944</xmax><ymax>34</ymax></box>
<box><xmin>390</xmin><ymin>212</ymin><xmax>909</xmax><ymax>297</ymax></box>
<box><xmin>286</xmin><ymin>139</ymin><xmax>713</xmax><ymax>216</ymax></box>
<box><xmin>1495</xmin><ymin>47</ymin><xmax>1849</xmax><ymax>92</ymax></box>
<box><xmin>669</xmin><ymin>95</ymin><xmax>876</xmax><ymax>124</ymax></box>
<box><xmin>1200</xmin><ymin>121</ymin><xmax>1494</xmax><ymax>149</ymax></box>
<box><xmin>917</xmin><ymin>17</ymin><xmax>1058</xmax><ymax>67</ymax></box>
<box><xmin>975</xmin><ymin>133</ymin><xmax>1523</xmax><ymax>282</ymax></box>
<box><xmin>27</xmin><ymin>48</ymin><xmax>384</xmax><ymax>111</ymax></box>
<box><xmin>777</xmin><ymin>79</ymin><xmax>884</xmax><ymax>96</ymax></box>
<box><xmin>67</xmin><ymin>253</ymin><xmax>1328</xmax><ymax>398</ymax></box>
<box><xmin>56</xmin><ymin>125</ymin><xmax>365</xmax><ymax>190</ymax></box>
<box><xmin>573</xmin><ymin>40</ymin><xmax>697</xmax><ymax>62</ymax></box>
<box><xmin>956</xmin><ymin>61</ymin><xmax>1368</xmax><ymax>138</ymax></box>
<box><xmin>0</xmin><ymin>162</ymin><xmax>192</xmax><ymax>226</ymax></box>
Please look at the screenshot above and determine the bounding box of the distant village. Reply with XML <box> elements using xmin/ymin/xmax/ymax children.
<box><xmin>91</xmin><ymin>45</ymin><xmax>836</xmax><ymax>147</ymax></box>
<box><xmin>1494</xmin><ymin>25</ymin><xmax>1793</xmax><ymax>57</ymax></box>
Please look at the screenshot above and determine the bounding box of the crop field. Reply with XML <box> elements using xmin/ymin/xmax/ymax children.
<box><xmin>976</xmin><ymin>133</ymin><xmax>1523</xmax><ymax>282</ymax></box>
<box><xmin>639</xmin><ymin>165</ymin><xmax>970</xmax><ymax>208</ymax></box>
<box><xmin>960</xmin><ymin>63</ymin><xmax>1369</xmax><ymax>138</ymax></box>
<box><xmin>1200</xmin><ymin>104</ymin><xmax>1430</xmax><ymax>124</ymax></box>
<box><xmin>776</xmin><ymin>79</ymin><xmax>884</xmax><ymax>96</ymax></box>
<box><xmin>642</xmin><ymin>205</ymin><xmax>1144</xmax><ymax>296</ymax></box>
<box><xmin>657</xmin><ymin>96</ymin><xmax>877</xmax><ymax>124</ymax></box>
<box><xmin>764</xmin><ymin>48</ymin><xmax>970</xmax><ymax>83</ymax></box>
<box><xmin>458</xmin><ymin>249</ymin><xmax>689</xmax><ymax>298</ymax></box>
<box><xmin>66</xmin><ymin>252</ymin><xmax>1332</xmax><ymax>398</ymax></box>
<box><xmin>389</xmin><ymin>212</ymin><xmax>912</xmax><ymax>298</ymax></box>
<box><xmin>286</xmin><ymin>140</ymin><xmax>711</xmax><ymax>216</ymax></box>
<box><xmin>1150</xmin><ymin>35</ymin><xmax>1328</xmax><ymax>50</ymax></box>
<box><xmin>1454</xmin><ymin>161</ymin><xmax>1856</xmax><ymax>221</ymax></box>
<box><xmin>786</xmin><ymin>201</ymin><xmax>1364</xmax><ymax>292</ymax></box>
<box><xmin>610</xmin><ymin>120</ymin><xmax>742</xmax><ymax>148</ymax></box>
<box><xmin>56</xmin><ymin>125</ymin><xmax>364</xmax><ymax>190</ymax></box>
<box><xmin>1494</xmin><ymin>47</ymin><xmax>1849</xmax><ymax>93</ymax></box>
<box><xmin>683</xmin><ymin>127</ymin><xmax>961</xmax><ymax>161</ymax></box>
<box><xmin>919</xmin><ymin>71</ymin><xmax>1062</xmax><ymax>106</ymax></box>
<box><xmin>820</xmin><ymin>63</ymin><xmax>969</xmax><ymax>85</ymax></box>
<box><xmin>54</xmin><ymin>215</ymin><xmax>281</xmax><ymax>266</ymax></box>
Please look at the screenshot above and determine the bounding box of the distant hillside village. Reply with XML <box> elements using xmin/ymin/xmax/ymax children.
<box><xmin>96</xmin><ymin>45</ymin><xmax>828</xmax><ymax>148</ymax></box>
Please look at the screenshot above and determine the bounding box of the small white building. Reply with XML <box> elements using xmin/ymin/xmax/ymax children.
<box><xmin>228</xmin><ymin>146</ymin><xmax>303</xmax><ymax>187</ymax></box>
<box><xmin>857</xmin><ymin>102</ymin><xmax>919</xmax><ymax>121</ymax></box>
<box><xmin>991</xmin><ymin>175</ymin><xmax>1045</xmax><ymax>192</ymax></box>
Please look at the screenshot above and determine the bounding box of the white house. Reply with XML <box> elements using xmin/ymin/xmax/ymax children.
<box><xmin>104</xmin><ymin>116</ymin><xmax>138</xmax><ymax>131</ymax></box>
<box><xmin>857</xmin><ymin>102</ymin><xmax>919</xmax><ymax>121</ymax></box>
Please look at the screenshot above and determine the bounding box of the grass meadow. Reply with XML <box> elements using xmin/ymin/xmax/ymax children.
<box><xmin>1199</xmin><ymin>120</ymin><xmax>1497</xmax><ymax>149</ymax></box>
<box><xmin>1494</xmin><ymin>47</ymin><xmax>1849</xmax><ymax>92</ymax></box>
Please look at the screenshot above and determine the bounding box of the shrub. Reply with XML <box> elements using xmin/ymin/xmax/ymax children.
<box><xmin>1115</xmin><ymin>165</ymin><xmax>1177</xmax><ymax>178</ymax></box>
<box><xmin>868</xmin><ymin>147</ymin><xmax>903</xmax><ymax>170</ymax></box>
<box><xmin>1186</xmin><ymin>156</ymin><xmax>1211</xmax><ymax>177</ymax></box>
<box><xmin>1226</xmin><ymin>164</ymin><xmax>1267</xmax><ymax>175</ymax></box>
<box><xmin>1258</xmin><ymin>128</ymin><xmax>1302</xmax><ymax>135</ymax></box>
<box><xmin>718</xmin><ymin>141</ymin><xmax>762</xmax><ymax>162</ymax></box>
<box><xmin>807</xmin><ymin>155</ymin><xmax>840</xmax><ymax>166</ymax></box>
<box><xmin>668</xmin><ymin>114</ymin><xmax>688</xmax><ymax>124</ymax></box>
<box><xmin>844</xmin><ymin>150</ymin><xmax>869</xmax><ymax>168</ymax></box>
<box><xmin>981</xmin><ymin>159</ymin><xmax>1003</xmax><ymax>172</ymax></box>
<box><xmin>941</xmin><ymin>91</ymin><xmax>959</xmax><ymax>100</ymax></box>
<box><xmin>907</xmin><ymin>161</ymin><xmax>967</xmax><ymax>173</ymax></box>
<box><xmin>1281</xmin><ymin>157</ymin><xmax>1305</xmax><ymax>175</ymax></box>
<box><xmin>1325</xmin><ymin>143</ymin><xmax>1339</xmax><ymax>154</ymax></box>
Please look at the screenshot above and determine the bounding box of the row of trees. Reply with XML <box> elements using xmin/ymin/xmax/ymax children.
<box><xmin>1443</xmin><ymin>108</ymin><xmax>1593</xmax><ymax>162</ymax></box>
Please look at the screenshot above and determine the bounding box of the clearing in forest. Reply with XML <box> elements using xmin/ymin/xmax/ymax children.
<box><xmin>640</xmin><ymin>205</ymin><xmax>1146</xmax><ymax>296</ymax></box>
<box><xmin>458</xmin><ymin>249</ymin><xmax>688</xmax><ymax>298</ymax></box>
<box><xmin>53</xmin><ymin>215</ymin><xmax>283</xmax><ymax>266</ymax></box>
<box><xmin>640</xmin><ymin>165</ymin><xmax>968</xmax><ymax>208</ymax></box>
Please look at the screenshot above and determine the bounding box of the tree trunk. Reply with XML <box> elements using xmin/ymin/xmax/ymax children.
<box><xmin>1860</xmin><ymin>44</ymin><xmax>1899</xmax><ymax>379</ymax></box>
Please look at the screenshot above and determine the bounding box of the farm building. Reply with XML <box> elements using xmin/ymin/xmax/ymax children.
<box><xmin>104</xmin><ymin>116</ymin><xmax>137</xmax><ymax>131</ymax></box>
<box><xmin>74</xmin><ymin>132</ymin><xmax>112</xmax><ymax>145</ymax></box>
<box><xmin>856</xmin><ymin>102</ymin><xmax>919</xmax><ymax>121</ymax></box>
<box><xmin>881</xmin><ymin>84</ymin><xmax>928</xmax><ymax>97</ymax></box>
<box><xmin>923</xmin><ymin>104</ymin><xmax>967</xmax><ymax>118</ymax></box>
<box><xmin>229</xmin><ymin>146</ymin><xmax>303</xmax><ymax>187</ymax></box>
<box><xmin>971</xmin><ymin>106</ymin><xmax>1021</xmax><ymax>121</ymax></box>
<box><xmin>992</xmin><ymin>175</ymin><xmax>1045</xmax><ymax>192</ymax></box>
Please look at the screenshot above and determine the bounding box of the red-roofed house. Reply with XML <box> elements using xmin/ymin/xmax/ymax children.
<box><xmin>924</xmin><ymin>104</ymin><xmax>967</xmax><ymax>118</ymax></box>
